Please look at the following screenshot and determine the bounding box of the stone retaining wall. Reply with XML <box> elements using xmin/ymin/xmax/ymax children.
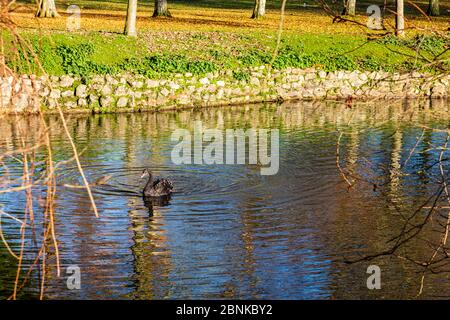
<box><xmin>1</xmin><ymin>67</ymin><xmax>449</xmax><ymax>113</ymax></box>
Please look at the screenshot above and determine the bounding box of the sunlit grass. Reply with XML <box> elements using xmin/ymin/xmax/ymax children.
<box><xmin>6</xmin><ymin>0</ymin><xmax>449</xmax><ymax>76</ymax></box>
<box><xmin>11</xmin><ymin>0</ymin><xmax>449</xmax><ymax>35</ymax></box>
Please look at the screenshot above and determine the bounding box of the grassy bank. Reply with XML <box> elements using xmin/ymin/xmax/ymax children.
<box><xmin>6</xmin><ymin>0</ymin><xmax>450</xmax><ymax>78</ymax></box>
<box><xmin>8</xmin><ymin>31</ymin><xmax>449</xmax><ymax>78</ymax></box>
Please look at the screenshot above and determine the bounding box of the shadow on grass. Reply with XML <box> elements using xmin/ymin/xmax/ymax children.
<box><xmin>15</xmin><ymin>0</ymin><xmax>450</xmax><ymax>17</ymax></box>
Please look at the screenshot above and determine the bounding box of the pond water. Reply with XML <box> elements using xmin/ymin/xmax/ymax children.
<box><xmin>0</xmin><ymin>99</ymin><xmax>450</xmax><ymax>299</ymax></box>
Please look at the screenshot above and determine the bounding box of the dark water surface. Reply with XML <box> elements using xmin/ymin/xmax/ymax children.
<box><xmin>1</xmin><ymin>100</ymin><xmax>450</xmax><ymax>299</ymax></box>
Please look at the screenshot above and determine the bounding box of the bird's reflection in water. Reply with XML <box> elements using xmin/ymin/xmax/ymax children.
<box><xmin>143</xmin><ymin>195</ymin><xmax>172</xmax><ymax>216</ymax></box>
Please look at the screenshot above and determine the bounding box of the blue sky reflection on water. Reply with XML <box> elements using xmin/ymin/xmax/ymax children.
<box><xmin>1</xmin><ymin>100</ymin><xmax>450</xmax><ymax>299</ymax></box>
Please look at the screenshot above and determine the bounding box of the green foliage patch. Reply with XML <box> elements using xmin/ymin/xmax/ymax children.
<box><xmin>6</xmin><ymin>31</ymin><xmax>449</xmax><ymax>78</ymax></box>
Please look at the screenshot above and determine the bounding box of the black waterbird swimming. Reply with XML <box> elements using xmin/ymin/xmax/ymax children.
<box><xmin>140</xmin><ymin>168</ymin><xmax>174</xmax><ymax>198</ymax></box>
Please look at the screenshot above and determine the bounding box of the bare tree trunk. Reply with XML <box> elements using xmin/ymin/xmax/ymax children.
<box><xmin>36</xmin><ymin>0</ymin><xmax>59</xmax><ymax>18</ymax></box>
<box><xmin>427</xmin><ymin>0</ymin><xmax>439</xmax><ymax>16</ymax></box>
<box><xmin>343</xmin><ymin>0</ymin><xmax>356</xmax><ymax>16</ymax></box>
<box><xmin>251</xmin><ymin>0</ymin><xmax>266</xmax><ymax>19</ymax></box>
<box><xmin>395</xmin><ymin>0</ymin><xmax>404</xmax><ymax>36</ymax></box>
<box><xmin>153</xmin><ymin>0</ymin><xmax>171</xmax><ymax>17</ymax></box>
<box><xmin>124</xmin><ymin>0</ymin><xmax>138</xmax><ymax>36</ymax></box>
